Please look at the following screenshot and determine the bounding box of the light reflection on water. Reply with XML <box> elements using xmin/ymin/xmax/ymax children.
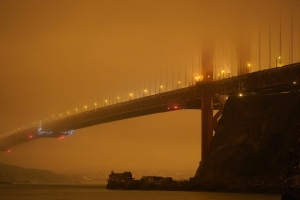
<box><xmin>0</xmin><ymin>184</ymin><xmax>281</xmax><ymax>200</ymax></box>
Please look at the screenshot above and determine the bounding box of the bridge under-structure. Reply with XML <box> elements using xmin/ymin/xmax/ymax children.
<box><xmin>1</xmin><ymin>62</ymin><xmax>300</xmax><ymax>160</ymax></box>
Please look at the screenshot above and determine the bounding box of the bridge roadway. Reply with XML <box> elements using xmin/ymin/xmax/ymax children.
<box><xmin>1</xmin><ymin>62</ymin><xmax>300</xmax><ymax>152</ymax></box>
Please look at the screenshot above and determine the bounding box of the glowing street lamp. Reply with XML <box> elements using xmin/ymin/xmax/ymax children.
<box><xmin>247</xmin><ymin>64</ymin><xmax>251</xmax><ymax>73</ymax></box>
<box><xmin>94</xmin><ymin>103</ymin><xmax>97</xmax><ymax>109</ymax></box>
<box><xmin>84</xmin><ymin>105</ymin><xmax>87</xmax><ymax>111</ymax></box>
<box><xmin>143</xmin><ymin>89</ymin><xmax>147</xmax><ymax>97</ymax></box>
<box><xmin>129</xmin><ymin>93</ymin><xmax>133</xmax><ymax>100</ymax></box>
<box><xmin>222</xmin><ymin>70</ymin><xmax>225</xmax><ymax>79</ymax></box>
<box><xmin>276</xmin><ymin>56</ymin><xmax>281</xmax><ymax>67</ymax></box>
<box><xmin>177</xmin><ymin>81</ymin><xmax>181</xmax><ymax>89</ymax></box>
<box><xmin>159</xmin><ymin>85</ymin><xmax>163</xmax><ymax>93</ymax></box>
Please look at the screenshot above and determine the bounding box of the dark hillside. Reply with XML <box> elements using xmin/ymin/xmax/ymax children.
<box><xmin>194</xmin><ymin>92</ymin><xmax>300</xmax><ymax>194</ymax></box>
<box><xmin>0</xmin><ymin>162</ymin><xmax>80</xmax><ymax>183</ymax></box>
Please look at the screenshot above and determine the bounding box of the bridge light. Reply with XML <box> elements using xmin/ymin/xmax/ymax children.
<box><xmin>7</xmin><ymin>149</ymin><xmax>11</xmax><ymax>153</ymax></box>
<box><xmin>276</xmin><ymin>56</ymin><xmax>281</xmax><ymax>67</ymax></box>
<box><xmin>105</xmin><ymin>100</ymin><xmax>108</xmax><ymax>103</ymax></box>
<box><xmin>177</xmin><ymin>81</ymin><xmax>181</xmax><ymax>89</ymax></box>
<box><xmin>174</xmin><ymin>106</ymin><xmax>178</xmax><ymax>109</ymax></box>
<box><xmin>239</xmin><ymin>93</ymin><xmax>243</xmax><ymax>97</ymax></box>
<box><xmin>221</xmin><ymin>70</ymin><xmax>225</xmax><ymax>79</ymax></box>
<box><xmin>143</xmin><ymin>90</ymin><xmax>147</xmax><ymax>97</ymax></box>
<box><xmin>159</xmin><ymin>86</ymin><xmax>163</xmax><ymax>93</ymax></box>
<box><xmin>246</xmin><ymin>63</ymin><xmax>251</xmax><ymax>73</ymax></box>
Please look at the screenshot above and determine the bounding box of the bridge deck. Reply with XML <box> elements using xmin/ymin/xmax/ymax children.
<box><xmin>1</xmin><ymin>62</ymin><xmax>300</xmax><ymax>151</ymax></box>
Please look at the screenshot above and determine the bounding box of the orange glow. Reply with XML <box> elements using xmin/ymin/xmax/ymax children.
<box><xmin>0</xmin><ymin>0</ymin><xmax>293</xmax><ymax>177</ymax></box>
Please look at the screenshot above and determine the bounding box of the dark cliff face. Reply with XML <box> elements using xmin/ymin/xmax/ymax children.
<box><xmin>195</xmin><ymin>92</ymin><xmax>300</xmax><ymax>183</ymax></box>
<box><xmin>281</xmin><ymin>122</ymin><xmax>300</xmax><ymax>199</ymax></box>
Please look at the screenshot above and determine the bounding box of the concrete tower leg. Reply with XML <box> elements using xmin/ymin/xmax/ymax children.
<box><xmin>200</xmin><ymin>40</ymin><xmax>214</xmax><ymax>160</ymax></box>
<box><xmin>201</xmin><ymin>91</ymin><xmax>214</xmax><ymax>159</ymax></box>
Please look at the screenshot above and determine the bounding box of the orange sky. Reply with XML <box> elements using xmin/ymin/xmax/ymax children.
<box><xmin>0</xmin><ymin>0</ymin><xmax>299</xmax><ymax>176</ymax></box>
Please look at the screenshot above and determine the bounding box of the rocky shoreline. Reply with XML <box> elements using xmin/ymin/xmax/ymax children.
<box><xmin>106</xmin><ymin>178</ymin><xmax>284</xmax><ymax>194</ymax></box>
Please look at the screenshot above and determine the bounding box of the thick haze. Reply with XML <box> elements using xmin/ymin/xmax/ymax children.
<box><xmin>0</xmin><ymin>0</ymin><xmax>299</xmax><ymax>177</ymax></box>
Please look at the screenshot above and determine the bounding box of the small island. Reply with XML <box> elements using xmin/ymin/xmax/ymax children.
<box><xmin>106</xmin><ymin>171</ymin><xmax>190</xmax><ymax>190</ymax></box>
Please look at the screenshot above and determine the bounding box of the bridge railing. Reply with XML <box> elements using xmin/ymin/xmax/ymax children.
<box><xmin>208</xmin><ymin>62</ymin><xmax>300</xmax><ymax>95</ymax></box>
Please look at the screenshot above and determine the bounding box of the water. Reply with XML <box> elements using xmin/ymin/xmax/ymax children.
<box><xmin>0</xmin><ymin>184</ymin><xmax>281</xmax><ymax>200</ymax></box>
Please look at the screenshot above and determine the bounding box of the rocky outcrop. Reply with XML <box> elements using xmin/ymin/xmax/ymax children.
<box><xmin>195</xmin><ymin>92</ymin><xmax>300</xmax><ymax>194</ymax></box>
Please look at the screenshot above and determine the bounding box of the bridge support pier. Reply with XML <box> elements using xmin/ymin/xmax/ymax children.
<box><xmin>201</xmin><ymin>91</ymin><xmax>214</xmax><ymax>159</ymax></box>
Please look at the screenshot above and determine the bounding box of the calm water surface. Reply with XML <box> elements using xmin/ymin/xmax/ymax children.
<box><xmin>0</xmin><ymin>184</ymin><xmax>281</xmax><ymax>200</ymax></box>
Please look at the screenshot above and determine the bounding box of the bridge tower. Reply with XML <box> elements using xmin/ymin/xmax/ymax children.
<box><xmin>201</xmin><ymin>44</ymin><xmax>214</xmax><ymax>160</ymax></box>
